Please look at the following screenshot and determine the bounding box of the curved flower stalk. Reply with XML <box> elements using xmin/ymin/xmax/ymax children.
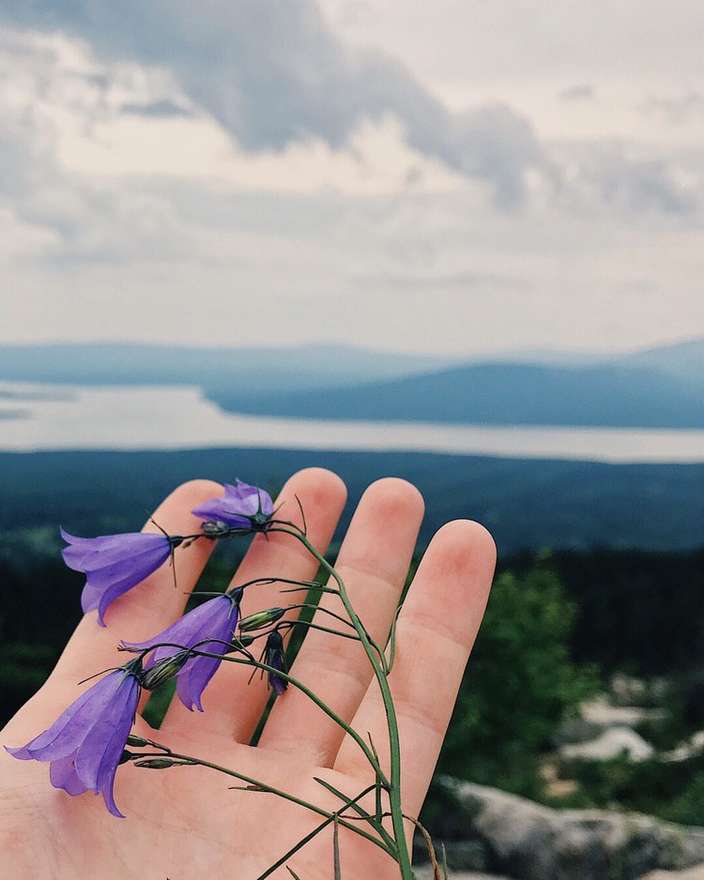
<box><xmin>61</xmin><ymin>529</ymin><xmax>183</xmax><ymax>625</ymax></box>
<box><xmin>17</xmin><ymin>477</ymin><xmax>430</xmax><ymax>880</ymax></box>
<box><xmin>6</xmin><ymin>660</ymin><xmax>141</xmax><ymax>817</ymax></box>
<box><xmin>122</xmin><ymin>591</ymin><xmax>242</xmax><ymax>712</ymax></box>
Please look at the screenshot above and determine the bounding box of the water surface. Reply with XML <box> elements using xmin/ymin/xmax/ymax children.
<box><xmin>1</xmin><ymin>382</ymin><xmax>703</xmax><ymax>463</ymax></box>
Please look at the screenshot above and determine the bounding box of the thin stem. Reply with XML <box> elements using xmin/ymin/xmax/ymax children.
<box><xmin>286</xmin><ymin>602</ymin><xmax>358</xmax><ymax>630</ymax></box>
<box><xmin>143</xmin><ymin>747</ymin><xmax>392</xmax><ymax>857</ymax></box>
<box><xmin>269</xmin><ymin>526</ymin><xmax>414</xmax><ymax>880</ymax></box>
<box><xmin>404</xmin><ymin>815</ymin><xmax>442</xmax><ymax>880</ymax></box>
<box><xmin>195</xmin><ymin>576</ymin><xmax>322</xmax><ymax>598</ymax></box>
<box><xmin>127</xmin><ymin>642</ymin><xmax>386</xmax><ymax>781</ymax></box>
<box><xmin>278</xmin><ymin>585</ymin><xmax>341</xmax><ymax>597</ymax></box>
<box><xmin>279</xmin><ymin>620</ymin><xmax>362</xmax><ymax>642</ymax></box>
<box><xmin>216</xmin><ymin>653</ymin><xmax>385</xmax><ymax>780</ymax></box>
<box><xmin>256</xmin><ymin>784</ymin><xmax>379</xmax><ymax>880</ymax></box>
<box><xmin>313</xmin><ymin>777</ymin><xmax>396</xmax><ymax>852</ymax></box>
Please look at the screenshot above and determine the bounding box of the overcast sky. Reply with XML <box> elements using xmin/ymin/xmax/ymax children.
<box><xmin>1</xmin><ymin>0</ymin><xmax>702</xmax><ymax>355</ymax></box>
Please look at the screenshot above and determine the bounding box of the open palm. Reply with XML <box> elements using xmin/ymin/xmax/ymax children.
<box><xmin>0</xmin><ymin>469</ymin><xmax>495</xmax><ymax>879</ymax></box>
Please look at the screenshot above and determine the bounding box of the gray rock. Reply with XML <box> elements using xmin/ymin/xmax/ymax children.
<box><xmin>643</xmin><ymin>870</ymin><xmax>704</xmax><ymax>879</ymax></box>
<box><xmin>440</xmin><ymin>778</ymin><xmax>704</xmax><ymax>880</ymax></box>
<box><xmin>581</xmin><ymin>696</ymin><xmax>666</xmax><ymax>728</ymax></box>
<box><xmin>414</xmin><ymin>837</ymin><xmax>489</xmax><ymax>873</ymax></box>
<box><xmin>559</xmin><ymin>725</ymin><xmax>655</xmax><ymax>762</ymax></box>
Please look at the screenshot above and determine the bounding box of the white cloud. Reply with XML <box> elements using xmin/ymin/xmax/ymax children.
<box><xmin>0</xmin><ymin>7</ymin><xmax>703</xmax><ymax>356</ymax></box>
<box><xmin>0</xmin><ymin>0</ymin><xmax>549</xmax><ymax>204</ymax></box>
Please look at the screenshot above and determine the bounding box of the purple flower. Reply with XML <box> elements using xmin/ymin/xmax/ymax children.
<box><xmin>6</xmin><ymin>663</ymin><xmax>141</xmax><ymax>818</ymax></box>
<box><xmin>61</xmin><ymin>528</ymin><xmax>183</xmax><ymax>626</ymax></box>
<box><xmin>191</xmin><ymin>479</ymin><xmax>273</xmax><ymax>531</ymax></box>
<box><xmin>122</xmin><ymin>592</ymin><xmax>241</xmax><ymax>712</ymax></box>
<box><xmin>264</xmin><ymin>630</ymin><xmax>288</xmax><ymax>696</ymax></box>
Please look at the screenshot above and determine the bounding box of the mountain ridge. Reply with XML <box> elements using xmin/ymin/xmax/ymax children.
<box><xmin>1</xmin><ymin>339</ymin><xmax>702</xmax><ymax>429</ymax></box>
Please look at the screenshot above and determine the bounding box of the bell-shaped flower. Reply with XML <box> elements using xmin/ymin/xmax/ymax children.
<box><xmin>5</xmin><ymin>662</ymin><xmax>141</xmax><ymax>817</ymax></box>
<box><xmin>192</xmin><ymin>479</ymin><xmax>273</xmax><ymax>531</ymax></box>
<box><xmin>122</xmin><ymin>592</ymin><xmax>240</xmax><ymax>712</ymax></box>
<box><xmin>61</xmin><ymin>528</ymin><xmax>183</xmax><ymax>626</ymax></box>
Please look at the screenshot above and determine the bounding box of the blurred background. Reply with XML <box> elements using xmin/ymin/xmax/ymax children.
<box><xmin>1</xmin><ymin>3</ymin><xmax>703</xmax><ymax>878</ymax></box>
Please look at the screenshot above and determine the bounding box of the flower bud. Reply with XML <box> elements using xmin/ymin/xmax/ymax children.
<box><xmin>239</xmin><ymin>607</ymin><xmax>286</xmax><ymax>632</ymax></box>
<box><xmin>201</xmin><ymin>519</ymin><xmax>232</xmax><ymax>538</ymax></box>
<box><xmin>126</xmin><ymin>735</ymin><xmax>150</xmax><ymax>747</ymax></box>
<box><xmin>135</xmin><ymin>758</ymin><xmax>178</xmax><ymax>769</ymax></box>
<box><xmin>140</xmin><ymin>651</ymin><xmax>190</xmax><ymax>690</ymax></box>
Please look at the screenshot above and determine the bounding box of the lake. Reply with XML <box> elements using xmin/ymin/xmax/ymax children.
<box><xmin>1</xmin><ymin>382</ymin><xmax>703</xmax><ymax>463</ymax></box>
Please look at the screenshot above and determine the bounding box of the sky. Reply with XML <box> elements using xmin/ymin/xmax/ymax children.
<box><xmin>0</xmin><ymin>0</ymin><xmax>703</xmax><ymax>356</ymax></box>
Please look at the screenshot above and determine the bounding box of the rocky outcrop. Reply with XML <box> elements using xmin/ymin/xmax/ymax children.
<box><xmin>430</xmin><ymin>778</ymin><xmax>704</xmax><ymax>880</ymax></box>
<box><xmin>559</xmin><ymin>725</ymin><xmax>655</xmax><ymax>762</ymax></box>
<box><xmin>643</xmin><ymin>870</ymin><xmax>704</xmax><ymax>879</ymax></box>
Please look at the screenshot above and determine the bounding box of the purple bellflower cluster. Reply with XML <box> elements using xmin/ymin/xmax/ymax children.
<box><xmin>6</xmin><ymin>480</ymin><xmax>282</xmax><ymax>815</ymax></box>
<box><xmin>6</xmin><ymin>475</ymin><xmax>419</xmax><ymax>879</ymax></box>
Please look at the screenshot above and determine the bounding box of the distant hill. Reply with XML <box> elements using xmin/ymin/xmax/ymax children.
<box><xmin>0</xmin><ymin>342</ymin><xmax>452</xmax><ymax>395</ymax></box>
<box><xmin>209</xmin><ymin>361</ymin><xmax>704</xmax><ymax>429</ymax></box>
<box><xmin>1</xmin><ymin>339</ymin><xmax>702</xmax><ymax>429</ymax></box>
<box><xmin>620</xmin><ymin>338</ymin><xmax>704</xmax><ymax>386</ymax></box>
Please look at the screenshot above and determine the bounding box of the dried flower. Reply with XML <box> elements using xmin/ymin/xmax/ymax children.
<box><xmin>264</xmin><ymin>630</ymin><xmax>288</xmax><ymax>696</ymax></box>
<box><xmin>122</xmin><ymin>592</ymin><xmax>240</xmax><ymax>712</ymax></box>
<box><xmin>191</xmin><ymin>479</ymin><xmax>273</xmax><ymax>531</ymax></box>
<box><xmin>5</xmin><ymin>661</ymin><xmax>141</xmax><ymax>817</ymax></box>
<box><xmin>61</xmin><ymin>528</ymin><xmax>183</xmax><ymax>626</ymax></box>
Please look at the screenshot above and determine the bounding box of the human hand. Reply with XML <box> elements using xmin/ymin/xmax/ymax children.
<box><xmin>0</xmin><ymin>468</ymin><xmax>495</xmax><ymax>879</ymax></box>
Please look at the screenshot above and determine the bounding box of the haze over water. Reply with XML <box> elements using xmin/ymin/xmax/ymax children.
<box><xmin>2</xmin><ymin>383</ymin><xmax>703</xmax><ymax>463</ymax></box>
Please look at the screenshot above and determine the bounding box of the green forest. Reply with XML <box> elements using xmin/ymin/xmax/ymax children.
<box><xmin>2</xmin><ymin>448</ymin><xmax>704</xmax><ymax>838</ymax></box>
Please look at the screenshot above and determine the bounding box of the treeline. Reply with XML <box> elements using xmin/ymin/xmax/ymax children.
<box><xmin>1</xmin><ymin>449</ymin><xmax>703</xmax><ymax>553</ymax></box>
<box><xmin>3</xmin><ymin>541</ymin><xmax>703</xmax><ymax>724</ymax></box>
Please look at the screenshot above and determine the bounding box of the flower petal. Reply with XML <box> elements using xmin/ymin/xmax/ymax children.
<box><xmin>6</xmin><ymin>671</ymin><xmax>124</xmax><ymax>762</ymax></box>
<box><xmin>61</xmin><ymin>530</ymin><xmax>168</xmax><ymax>572</ymax></box>
<box><xmin>49</xmin><ymin>756</ymin><xmax>89</xmax><ymax>796</ymax></box>
<box><xmin>95</xmin><ymin>677</ymin><xmax>140</xmax><ymax>818</ymax></box>
<box><xmin>191</xmin><ymin>480</ymin><xmax>273</xmax><ymax>527</ymax></box>
<box><xmin>74</xmin><ymin>674</ymin><xmax>138</xmax><ymax>790</ymax></box>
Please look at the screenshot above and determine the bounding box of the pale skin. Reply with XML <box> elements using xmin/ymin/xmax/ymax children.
<box><xmin>0</xmin><ymin>468</ymin><xmax>496</xmax><ymax>879</ymax></box>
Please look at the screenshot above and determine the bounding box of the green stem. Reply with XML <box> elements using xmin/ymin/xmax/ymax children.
<box><xmin>282</xmin><ymin>620</ymin><xmax>362</xmax><ymax>642</ymax></box>
<box><xmin>181</xmin><ymin>648</ymin><xmax>385</xmax><ymax>781</ymax></box>
<box><xmin>313</xmin><ymin>776</ymin><xmax>396</xmax><ymax>851</ymax></box>
<box><xmin>153</xmin><ymin>748</ymin><xmax>393</xmax><ymax>857</ymax></box>
<box><xmin>270</xmin><ymin>527</ymin><xmax>414</xmax><ymax>880</ymax></box>
<box><xmin>256</xmin><ymin>783</ymin><xmax>379</xmax><ymax>880</ymax></box>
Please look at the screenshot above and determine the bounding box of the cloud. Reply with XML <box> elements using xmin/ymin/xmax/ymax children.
<box><xmin>573</xmin><ymin>145</ymin><xmax>697</xmax><ymax>215</ymax></box>
<box><xmin>559</xmin><ymin>84</ymin><xmax>595</xmax><ymax>102</ymax></box>
<box><xmin>0</xmin><ymin>0</ymin><xmax>548</xmax><ymax>204</ymax></box>
<box><xmin>640</xmin><ymin>92</ymin><xmax>704</xmax><ymax>126</ymax></box>
<box><xmin>119</xmin><ymin>99</ymin><xmax>193</xmax><ymax>119</ymax></box>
